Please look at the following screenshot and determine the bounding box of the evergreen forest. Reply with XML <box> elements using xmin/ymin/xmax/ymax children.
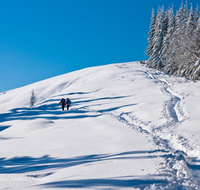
<box><xmin>146</xmin><ymin>2</ymin><xmax>200</xmax><ymax>80</ymax></box>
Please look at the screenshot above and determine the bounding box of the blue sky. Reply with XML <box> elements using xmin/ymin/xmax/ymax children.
<box><xmin>0</xmin><ymin>0</ymin><xmax>199</xmax><ymax>92</ymax></box>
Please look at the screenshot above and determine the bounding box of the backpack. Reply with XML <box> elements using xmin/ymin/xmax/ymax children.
<box><xmin>67</xmin><ymin>99</ymin><xmax>71</xmax><ymax>105</ymax></box>
<box><xmin>61</xmin><ymin>99</ymin><xmax>66</xmax><ymax>104</ymax></box>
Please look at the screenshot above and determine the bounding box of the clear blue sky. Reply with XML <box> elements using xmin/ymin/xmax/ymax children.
<box><xmin>0</xmin><ymin>0</ymin><xmax>198</xmax><ymax>92</ymax></box>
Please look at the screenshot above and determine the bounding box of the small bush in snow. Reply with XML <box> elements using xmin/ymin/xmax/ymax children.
<box><xmin>30</xmin><ymin>89</ymin><xmax>36</xmax><ymax>108</ymax></box>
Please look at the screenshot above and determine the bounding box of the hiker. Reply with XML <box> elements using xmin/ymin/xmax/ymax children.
<box><xmin>66</xmin><ymin>98</ymin><xmax>71</xmax><ymax>110</ymax></box>
<box><xmin>59</xmin><ymin>98</ymin><xmax>66</xmax><ymax>111</ymax></box>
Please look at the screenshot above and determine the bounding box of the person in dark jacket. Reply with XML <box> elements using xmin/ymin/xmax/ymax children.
<box><xmin>66</xmin><ymin>98</ymin><xmax>71</xmax><ymax>110</ymax></box>
<box><xmin>59</xmin><ymin>98</ymin><xmax>66</xmax><ymax>111</ymax></box>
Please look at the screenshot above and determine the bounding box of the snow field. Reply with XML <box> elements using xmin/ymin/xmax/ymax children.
<box><xmin>0</xmin><ymin>62</ymin><xmax>200</xmax><ymax>189</ymax></box>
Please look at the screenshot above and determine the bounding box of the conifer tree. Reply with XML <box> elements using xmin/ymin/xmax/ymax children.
<box><xmin>146</xmin><ymin>2</ymin><xmax>200</xmax><ymax>79</ymax></box>
<box><xmin>183</xmin><ymin>1</ymin><xmax>189</xmax><ymax>23</ymax></box>
<box><xmin>192</xmin><ymin>18</ymin><xmax>200</xmax><ymax>79</ymax></box>
<box><xmin>151</xmin><ymin>7</ymin><xmax>165</xmax><ymax>69</ymax></box>
<box><xmin>175</xmin><ymin>3</ymin><xmax>184</xmax><ymax>31</ymax></box>
<box><xmin>194</xmin><ymin>3</ymin><xmax>200</xmax><ymax>23</ymax></box>
<box><xmin>146</xmin><ymin>9</ymin><xmax>156</xmax><ymax>65</ymax></box>
<box><xmin>187</xmin><ymin>4</ymin><xmax>195</xmax><ymax>34</ymax></box>
<box><xmin>161</xmin><ymin>6</ymin><xmax>175</xmax><ymax>70</ymax></box>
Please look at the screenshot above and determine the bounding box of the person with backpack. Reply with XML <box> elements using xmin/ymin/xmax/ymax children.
<box><xmin>59</xmin><ymin>98</ymin><xmax>66</xmax><ymax>111</ymax></box>
<box><xmin>66</xmin><ymin>98</ymin><xmax>71</xmax><ymax>110</ymax></box>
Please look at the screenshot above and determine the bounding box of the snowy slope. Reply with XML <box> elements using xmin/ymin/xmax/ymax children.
<box><xmin>0</xmin><ymin>62</ymin><xmax>200</xmax><ymax>189</ymax></box>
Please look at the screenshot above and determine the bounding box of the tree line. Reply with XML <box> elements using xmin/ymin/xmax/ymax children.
<box><xmin>146</xmin><ymin>2</ymin><xmax>200</xmax><ymax>80</ymax></box>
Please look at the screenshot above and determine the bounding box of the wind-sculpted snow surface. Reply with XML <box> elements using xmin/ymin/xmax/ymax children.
<box><xmin>0</xmin><ymin>62</ymin><xmax>200</xmax><ymax>189</ymax></box>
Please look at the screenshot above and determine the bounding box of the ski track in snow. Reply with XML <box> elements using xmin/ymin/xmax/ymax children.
<box><xmin>75</xmin><ymin>67</ymin><xmax>200</xmax><ymax>189</ymax></box>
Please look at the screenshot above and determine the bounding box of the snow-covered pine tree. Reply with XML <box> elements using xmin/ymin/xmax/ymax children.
<box><xmin>185</xmin><ymin>18</ymin><xmax>200</xmax><ymax>79</ymax></box>
<box><xmin>160</xmin><ymin>3</ymin><xmax>191</xmax><ymax>77</ymax></box>
<box><xmin>146</xmin><ymin>8</ymin><xmax>156</xmax><ymax>65</ymax></box>
<box><xmin>164</xmin><ymin>3</ymin><xmax>200</xmax><ymax>79</ymax></box>
<box><xmin>175</xmin><ymin>3</ymin><xmax>184</xmax><ymax>31</ymax></box>
<box><xmin>186</xmin><ymin>4</ymin><xmax>195</xmax><ymax>34</ymax></box>
<box><xmin>30</xmin><ymin>89</ymin><xmax>36</xmax><ymax>108</ymax></box>
<box><xmin>162</xmin><ymin>9</ymin><xmax>169</xmax><ymax>36</ymax></box>
<box><xmin>183</xmin><ymin>1</ymin><xmax>189</xmax><ymax>24</ymax></box>
<box><xmin>146</xmin><ymin>2</ymin><xmax>200</xmax><ymax>80</ymax></box>
<box><xmin>151</xmin><ymin>7</ymin><xmax>166</xmax><ymax>69</ymax></box>
<box><xmin>194</xmin><ymin>3</ymin><xmax>200</xmax><ymax>23</ymax></box>
<box><xmin>176</xmin><ymin>4</ymin><xmax>199</xmax><ymax>78</ymax></box>
<box><xmin>161</xmin><ymin>6</ymin><xmax>175</xmax><ymax>70</ymax></box>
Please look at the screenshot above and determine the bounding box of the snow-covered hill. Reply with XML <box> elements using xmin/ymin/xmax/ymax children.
<box><xmin>0</xmin><ymin>62</ymin><xmax>200</xmax><ymax>189</ymax></box>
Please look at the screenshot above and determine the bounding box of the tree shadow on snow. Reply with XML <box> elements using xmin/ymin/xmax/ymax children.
<box><xmin>0</xmin><ymin>95</ymin><xmax>136</xmax><ymax>123</ymax></box>
<box><xmin>40</xmin><ymin>178</ymin><xmax>168</xmax><ymax>189</ymax></box>
<box><xmin>0</xmin><ymin>150</ymin><xmax>169</xmax><ymax>174</ymax></box>
<box><xmin>0</xmin><ymin>125</ymin><xmax>10</xmax><ymax>132</ymax></box>
<box><xmin>0</xmin><ymin>99</ymin><xmax>99</xmax><ymax>123</ymax></box>
<box><xmin>0</xmin><ymin>150</ymin><xmax>169</xmax><ymax>188</ymax></box>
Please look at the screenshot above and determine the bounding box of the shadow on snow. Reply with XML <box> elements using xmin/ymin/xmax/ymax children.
<box><xmin>0</xmin><ymin>95</ymin><xmax>135</xmax><ymax>123</ymax></box>
<box><xmin>0</xmin><ymin>150</ymin><xmax>169</xmax><ymax>188</ymax></box>
<box><xmin>40</xmin><ymin>178</ymin><xmax>168</xmax><ymax>189</ymax></box>
<box><xmin>0</xmin><ymin>150</ymin><xmax>169</xmax><ymax>174</ymax></box>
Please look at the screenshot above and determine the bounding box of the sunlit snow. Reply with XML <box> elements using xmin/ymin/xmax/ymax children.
<box><xmin>0</xmin><ymin>62</ymin><xmax>200</xmax><ymax>189</ymax></box>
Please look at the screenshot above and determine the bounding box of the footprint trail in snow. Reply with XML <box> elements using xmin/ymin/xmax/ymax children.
<box><xmin>77</xmin><ymin>65</ymin><xmax>200</xmax><ymax>189</ymax></box>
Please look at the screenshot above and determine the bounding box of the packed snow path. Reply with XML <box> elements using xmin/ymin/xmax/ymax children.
<box><xmin>0</xmin><ymin>62</ymin><xmax>200</xmax><ymax>189</ymax></box>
